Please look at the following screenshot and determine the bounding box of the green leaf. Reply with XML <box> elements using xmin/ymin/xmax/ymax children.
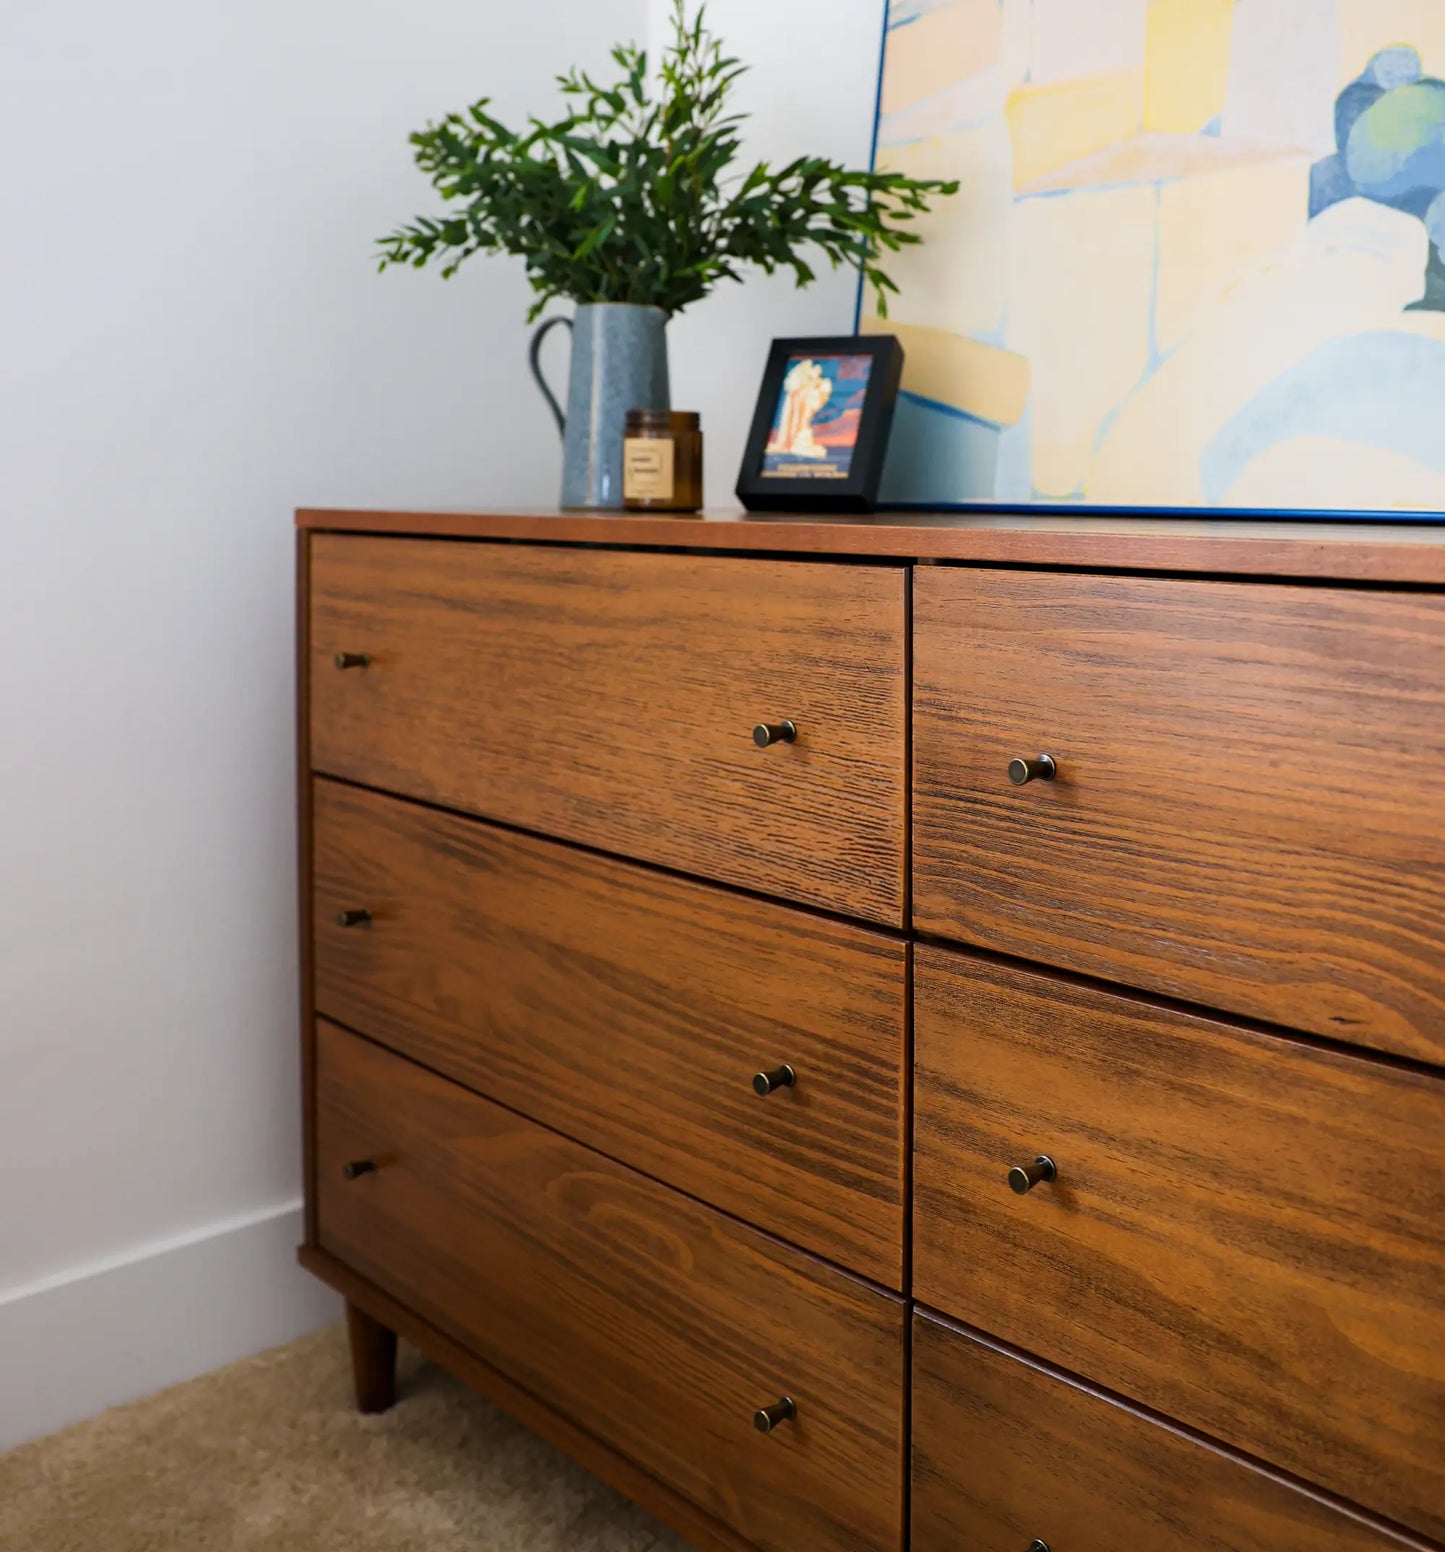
<box><xmin>378</xmin><ymin>0</ymin><xmax>957</xmax><ymax>314</ymax></box>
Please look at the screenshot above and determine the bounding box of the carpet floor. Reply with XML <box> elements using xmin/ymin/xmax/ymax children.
<box><xmin>0</xmin><ymin>1324</ymin><xmax>696</xmax><ymax>1551</ymax></box>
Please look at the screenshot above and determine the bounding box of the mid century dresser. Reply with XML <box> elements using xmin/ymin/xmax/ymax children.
<box><xmin>295</xmin><ymin>508</ymin><xmax>1445</xmax><ymax>1552</ymax></box>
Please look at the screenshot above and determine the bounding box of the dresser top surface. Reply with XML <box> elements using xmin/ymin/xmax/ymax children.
<box><xmin>297</xmin><ymin>507</ymin><xmax>1445</xmax><ymax>585</ymax></box>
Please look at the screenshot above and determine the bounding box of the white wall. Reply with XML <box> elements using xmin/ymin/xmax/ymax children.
<box><xmin>646</xmin><ymin>0</ymin><xmax>886</xmax><ymax>504</ymax></box>
<box><xmin>0</xmin><ymin>0</ymin><xmax>884</xmax><ymax>1449</ymax></box>
<box><xmin>0</xmin><ymin>0</ymin><xmax>644</xmax><ymax>1449</ymax></box>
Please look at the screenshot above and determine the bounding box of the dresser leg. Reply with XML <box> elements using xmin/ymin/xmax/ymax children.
<box><xmin>346</xmin><ymin>1300</ymin><xmax>398</xmax><ymax>1414</ymax></box>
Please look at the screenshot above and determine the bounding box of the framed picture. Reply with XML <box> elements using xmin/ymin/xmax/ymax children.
<box><xmin>864</xmin><ymin>0</ymin><xmax>1445</xmax><ymax>520</ymax></box>
<box><xmin>736</xmin><ymin>335</ymin><xmax>904</xmax><ymax>513</ymax></box>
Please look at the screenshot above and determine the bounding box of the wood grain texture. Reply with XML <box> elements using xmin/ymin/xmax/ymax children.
<box><xmin>344</xmin><ymin>1300</ymin><xmax>397</xmax><ymax>1414</ymax></box>
<box><xmin>312</xmin><ymin>779</ymin><xmax>907</xmax><ymax>1286</ymax></box>
<box><xmin>296</xmin><ymin>530</ymin><xmax>318</xmax><ymax>1246</ymax></box>
<box><xmin>295</xmin><ymin>508</ymin><xmax>1445</xmax><ymax>586</ymax></box>
<box><xmin>913</xmin><ymin>568</ymin><xmax>1445</xmax><ymax>1061</ymax></box>
<box><xmin>911</xmin><ymin>1312</ymin><xmax>1429</xmax><ymax>1552</ymax></box>
<box><xmin>308</xmin><ymin>536</ymin><xmax>906</xmax><ymax>924</ymax></box>
<box><xmin>315</xmin><ymin>1021</ymin><xmax>906</xmax><ymax>1552</ymax></box>
<box><xmin>301</xmin><ymin>1247</ymin><xmax>762</xmax><ymax>1552</ymax></box>
<box><xmin>913</xmin><ymin>945</ymin><xmax>1445</xmax><ymax>1542</ymax></box>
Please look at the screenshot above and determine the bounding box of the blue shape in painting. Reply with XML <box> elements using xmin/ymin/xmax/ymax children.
<box><xmin>1428</xmin><ymin>189</ymin><xmax>1445</xmax><ymax>254</ymax></box>
<box><xmin>1334</xmin><ymin>79</ymin><xmax>1385</xmax><ymax>155</ymax></box>
<box><xmin>1346</xmin><ymin>79</ymin><xmax>1445</xmax><ymax>214</ymax></box>
<box><xmin>879</xmin><ymin>395</ymin><xmax>1001</xmax><ymax>504</ymax></box>
<box><xmin>994</xmin><ymin>408</ymin><xmax>1034</xmax><ymax>504</ymax></box>
<box><xmin>1412</xmin><ymin>248</ymin><xmax>1445</xmax><ymax>311</ymax></box>
<box><xmin>1201</xmin><ymin>331</ymin><xmax>1445</xmax><ymax>504</ymax></box>
<box><xmin>1311</xmin><ymin>50</ymin><xmax>1445</xmax><ymax>306</ymax></box>
<box><xmin>1411</xmin><ymin>195</ymin><xmax>1445</xmax><ymax>309</ymax></box>
<box><xmin>1310</xmin><ymin>153</ymin><xmax>1355</xmax><ymax>217</ymax></box>
<box><xmin>1364</xmin><ymin>46</ymin><xmax>1425</xmax><ymax>91</ymax></box>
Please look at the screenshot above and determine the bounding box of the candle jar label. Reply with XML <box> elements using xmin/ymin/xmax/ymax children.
<box><xmin>624</xmin><ymin>437</ymin><xmax>674</xmax><ymax>500</ymax></box>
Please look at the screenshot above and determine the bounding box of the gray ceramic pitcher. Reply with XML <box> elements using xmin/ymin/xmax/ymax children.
<box><xmin>529</xmin><ymin>304</ymin><xmax>671</xmax><ymax>509</ymax></box>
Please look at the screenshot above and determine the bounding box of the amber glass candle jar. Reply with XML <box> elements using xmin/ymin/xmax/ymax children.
<box><xmin>622</xmin><ymin>410</ymin><xmax>703</xmax><ymax>512</ymax></box>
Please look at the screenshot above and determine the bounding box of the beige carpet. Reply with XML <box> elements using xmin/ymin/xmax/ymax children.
<box><xmin>0</xmin><ymin>1324</ymin><xmax>695</xmax><ymax>1551</ymax></box>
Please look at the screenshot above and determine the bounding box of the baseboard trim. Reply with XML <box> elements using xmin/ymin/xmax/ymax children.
<box><xmin>0</xmin><ymin>1202</ymin><xmax>340</xmax><ymax>1451</ymax></box>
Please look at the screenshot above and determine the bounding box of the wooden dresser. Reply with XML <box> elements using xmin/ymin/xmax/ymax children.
<box><xmin>296</xmin><ymin>508</ymin><xmax>1445</xmax><ymax>1552</ymax></box>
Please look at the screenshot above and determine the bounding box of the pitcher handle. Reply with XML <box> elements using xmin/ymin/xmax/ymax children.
<box><xmin>528</xmin><ymin>315</ymin><xmax>572</xmax><ymax>439</ymax></box>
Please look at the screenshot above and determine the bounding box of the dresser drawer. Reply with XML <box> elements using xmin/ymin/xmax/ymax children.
<box><xmin>912</xmin><ymin>1313</ymin><xmax>1417</xmax><ymax>1552</ymax></box>
<box><xmin>312</xmin><ymin>779</ymin><xmax>907</xmax><ymax>1285</ymax></box>
<box><xmin>913</xmin><ymin>569</ymin><xmax>1445</xmax><ymax>1062</ymax></box>
<box><xmin>314</xmin><ymin>1021</ymin><xmax>905</xmax><ymax>1552</ymax></box>
<box><xmin>913</xmin><ymin>945</ymin><xmax>1445</xmax><ymax>1542</ymax></box>
<box><xmin>308</xmin><ymin>536</ymin><xmax>906</xmax><ymax>924</ymax></box>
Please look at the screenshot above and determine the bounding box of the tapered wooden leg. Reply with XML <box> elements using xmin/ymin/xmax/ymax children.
<box><xmin>346</xmin><ymin>1300</ymin><xmax>398</xmax><ymax>1414</ymax></box>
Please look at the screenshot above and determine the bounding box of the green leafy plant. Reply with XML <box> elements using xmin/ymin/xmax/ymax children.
<box><xmin>378</xmin><ymin>0</ymin><xmax>957</xmax><ymax>318</ymax></box>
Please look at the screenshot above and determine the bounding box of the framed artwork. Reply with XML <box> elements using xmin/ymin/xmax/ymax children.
<box><xmin>864</xmin><ymin>0</ymin><xmax>1445</xmax><ymax>518</ymax></box>
<box><xmin>736</xmin><ymin>335</ymin><xmax>905</xmax><ymax>512</ymax></box>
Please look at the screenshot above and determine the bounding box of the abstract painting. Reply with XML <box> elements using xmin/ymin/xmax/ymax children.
<box><xmin>865</xmin><ymin>0</ymin><xmax>1445</xmax><ymax>514</ymax></box>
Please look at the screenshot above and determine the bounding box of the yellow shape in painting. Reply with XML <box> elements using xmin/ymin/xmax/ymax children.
<box><xmin>1007</xmin><ymin>182</ymin><xmax>1159</xmax><ymax>496</ymax></box>
<box><xmin>1224</xmin><ymin>437</ymin><xmax>1445</xmax><ymax>512</ymax></box>
<box><xmin>1089</xmin><ymin>199</ymin><xmax>1428</xmax><ymax>505</ymax></box>
<box><xmin>861</xmin><ymin>315</ymin><xmax>1031</xmax><ymax>427</ymax></box>
<box><xmin>881</xmin><ymin>1</ymin><xmax>1003</xmax><ymax>117</ymax></box>
<box><xmin>1022</xmin><ymin>131</ymin><xmax>1308</xmax><ymax>193</ymax></box>
<box><xmin>1339</xmin><ymin>0</ymin><xmax>1445</xmax><ymax>82</ymax></box>
<box><xmin>1143</xmin><ymin>0</ymin><xmax>1235</xmax><ymax>133</ymax></box>
<box><xmin>876</xmin><ymin>127</ymin><xmax>1015</xmax><ymax>341</ymax></box>
<box><xmin>1012</xmin><ymin>131</ymin><xmax>1312</xmax><ymax>486</ymax></box>
<box><xmin>1396</xmin><ymin>308</ymin><xmax>1445</xmax><ymax>346</ymax></box>
<box><xmin>1156</xmin><ymin>149</ymin><xmax>1312</xmax><ymax>352</ymax></box>
<box><xmin>1006</xmin><ymin>68</ymin><xmax>1144</xmax><ymax>189</ymax></box>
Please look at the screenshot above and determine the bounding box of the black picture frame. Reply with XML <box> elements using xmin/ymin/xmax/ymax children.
<box><xmin>735</xmin><ymin>335</ymin><xmax>904</xmax><ymax>513</ymax></box>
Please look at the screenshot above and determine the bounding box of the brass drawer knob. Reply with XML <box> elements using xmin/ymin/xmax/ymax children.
<box><xmin>342</xmin><ymin>1159</ymin><xmax>378</xmax><ymax>1180</ymax></box>
<box><xmin>333</xmin><ymin>652</ymin><xmax>371</xmax><ymax>670</ymax></box>
<box><xmin>753</xmin><ymin>1396</ymin><xmax>796</xmax><ymax>1434</ymax></box>
<box><xmin>336</xmin><ymin>908</ymin><xmax>372</xmax><ymax>928</ymax></box>
<box><xmin>753</xmin><ymin>1064</ymin><xmax>796</xmax><ymax>1097</ymax></box>
<box><xmin>1008</xmin><ymin>754</ymin><xmax>1057</xmax><ymax>785</ymax></box>
<box><xmin>1009</xmin><ymin>1155</ymin><xmax>1058</xmax><ymax>1195</ymax></box>
<box><xmin>753</xmin><ymin>720</ymin><xmax>798</xmax><ymax>748</ymax></box>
